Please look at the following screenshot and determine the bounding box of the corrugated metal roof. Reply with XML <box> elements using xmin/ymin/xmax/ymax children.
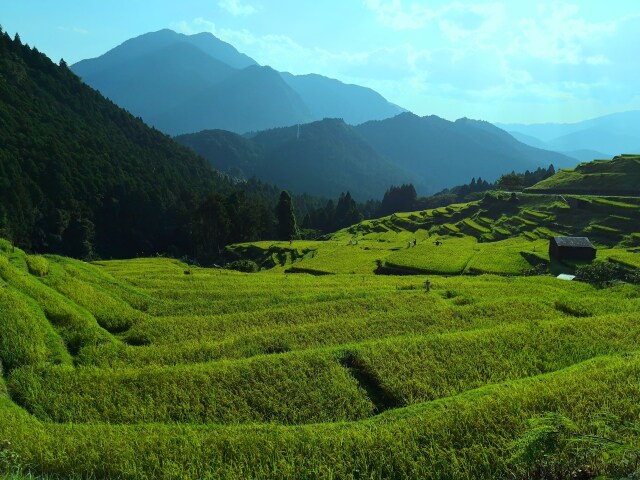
<box><xmin>552</xmin><ymin>236</ymin><xmax>595</xmax><ymax>248</ymax></box>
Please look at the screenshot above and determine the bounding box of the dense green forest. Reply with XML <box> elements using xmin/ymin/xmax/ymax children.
<box><xmin>0</xmin><ymin>29</ymin><xmax>344</xmax><ymax>262</ymax></box>
<box><xmin>0</xmin><ymin>29</ymin><xmax>222</xmax><ymax>258</ymax></box>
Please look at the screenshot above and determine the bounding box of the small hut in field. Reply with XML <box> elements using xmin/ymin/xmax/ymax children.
<box><xmin>549</xmin><ymin>236</ymin><xmax>596</xmax><ymax>261</ymax></box>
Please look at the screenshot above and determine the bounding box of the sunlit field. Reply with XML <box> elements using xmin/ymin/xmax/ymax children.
<box><xmin>1</xmin><ymin>213</ymin><xmax>639</xmax><ymax>478</ymax></box>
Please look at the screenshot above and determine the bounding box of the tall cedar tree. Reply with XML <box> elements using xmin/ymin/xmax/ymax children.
<box><xmin>276</xmin><ymin>191</ymin><xmax>297</xmax><ymax>240</ymax></box>
<box><xmin>378</xmin><ymin>184</ymin><xmax>418</xmax><ymax>217</ymax></box>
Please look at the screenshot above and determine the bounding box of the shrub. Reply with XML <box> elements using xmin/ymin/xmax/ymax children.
<box><xmin>510</xmin><ymin>412</ymin><xmax>640</xmax><ymax>479</ymax></box>
<box><xmin>575</xmin><ymin>262</ymin><xmax>627</xmax><ymax>288</ymax></box>
<box><xmin>225</xmin><ymin>260</ymin><xmax>259</xmax><ymax>273</ymax></box>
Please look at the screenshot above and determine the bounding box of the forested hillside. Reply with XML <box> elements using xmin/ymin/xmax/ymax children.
<box><xmin>0</xmin><ymin>30</ymin><xmax>314</xmax><ymax>260</ymax></box>
<box><xmin>178</xmin><ymin>118</ymin><xmax>412</xmax><ymax>199</ymax></box>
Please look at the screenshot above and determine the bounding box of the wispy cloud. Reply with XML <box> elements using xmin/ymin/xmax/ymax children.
<box><xmin>57</xmin><ymin>26</ymin><xmax>89</xmax><ymax>35</ymax></box>
<box><xmin>362</xmin><ymin>0</ymin><xmax>505</xmax><ymax>32</ymax></box>
<box><xmin>218</xmin><ymin>0</ymin><xmax>257</xmax><ymax>17</ymax></box>
<box><xmin>173</xmin><ymin>3</ymin><xmax>640</xmax><ymax>122</ymax></box>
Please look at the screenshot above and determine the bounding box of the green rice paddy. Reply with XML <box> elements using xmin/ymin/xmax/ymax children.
<box><xmin>0</xmin><ymin>191</ymin><xmax>639</xmax><ymax>479</ymax></box>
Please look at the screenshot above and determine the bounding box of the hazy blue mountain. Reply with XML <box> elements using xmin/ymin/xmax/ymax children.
<box><xmin>177</xmin><ymin>119</ymin><xmax>412</xmax><ymax>200</ymax></box>
<box><xmin>73</xmin><ymin>29</ymin><xmax>255</xmax><ymax>75</ymax></box>
<box><xmin>72</xmin><ymin>30</ymin><xmax>405</xmax><ymax>135</ymax></box>
<box><xmin>73</xmin><ymin>42</ymin><xmax>236</xmax><ymax>120</ymax></box>
<box><xmin>507</xmin><ymin>131</ymin><xmax>549</xmax><ymax>149</ymax></box>
<box><xmin>150</xmin><ymin>65</ymin><xmax>312</xmax><ymax>135</ymax></box>
<box><xmin>508</xmin><ymin>131</ymin><xmax>610</xmax><ymax>162</ymax></box>
<box><xmin>546</xmin><ymin>127</ymin><xmax>636</xmax><ymax>155</ymax></box>
<box><xmin>556</xmin><ymin>149</ymin><xmax>613</xmax><ymax>162</ymax></box>
<box><xmin>176</xmin><ymin>31</ymin><xmax>257</xmax><ymax>69</ymax></box>
<box><xmin>355</xmin><ymin>113</ymin><xmax>578</xmax><ymax>193</ymax></box>
<box><xmin>497</xmin><ymin>110</ymin><xmax>640</xmax><ymax>156</ymax></box>
<box><xmin>280</xmin><ymin>72</ymin><xmax>405</xmax><ymax>125</ymax></box>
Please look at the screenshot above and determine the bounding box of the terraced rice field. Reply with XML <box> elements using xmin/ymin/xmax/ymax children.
<box><xmin>227</xmin><ymin>193</ymin><xmax>640</xmax><ymax>276</ymax></box>
<box><xmin>1</xmin><ymin>234</ymin><xmax>640</xmax><ymax>478</ymax></box>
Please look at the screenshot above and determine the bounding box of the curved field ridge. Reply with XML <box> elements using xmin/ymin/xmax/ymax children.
<box><xmin>0</xmin><ymin>239</ymin><xmax>639</xmax><ymax>478</ymax></box>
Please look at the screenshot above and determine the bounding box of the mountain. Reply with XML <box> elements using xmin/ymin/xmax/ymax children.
<box><xmin>72</xmin><ymin>29</ymin><xmax>255</xmax><ymax>75</ymax></box>
<box><xmin>71</xmin><ymin>29</ymin><xmax>404</xmax><ymax>135</ymax></box>
<box><xmin>0</xmin><ymin>30</ymin><xmax>233</xmax><ymax>258</ymax></box>
<box><xmin>149</xmin><ymin>65</ymin><xmax>313</xmax><ymax>135</ymax></box>
<box><xmin>279</xmin><ymin>72</ymin><xmax>405</xmax><ymax>125</ymax></box>
<box><xmin>73</xmin><ymin>41</ymin><xmax>237</xmax><ymax>121</ymax></box>
<box><xmin>354</xmin><ymin>113</ymin><xmax>578</xmax><ymax>193</ymax></box>
<box><xmin>177</xmin><ymin>114</ymin><xmax>576</xmax><ymax>199</ymax></box>
<box><xmin>498</xmin><ymin>110</ymin><xmax>640</xmax><ymax>156</ymax></box>
<box><xmin>527</xmin><ymin>155</ymin><xmax>640</xmax><ymax>195</ymax></box>
<box><xmin>177</xmin><ymin>118</ymin><xmax>412</xmax><ymax>199</ymax></box>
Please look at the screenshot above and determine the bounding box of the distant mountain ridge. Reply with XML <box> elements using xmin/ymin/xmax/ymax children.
<box><xmin>177</xmin><ymin>113</ymin><xmax>578</xmax><ymax>198</ymax></box>
<box><xmin>177</xmin><ymin>118</ymin><xmax>412</xmax><ymax>199</ymax></box>
<box><xmin>72</xmin><ymin>29</ymin><xmax>404</xmax><ymax>135</ymax></box>
<box><xmin>354</xmin><ymin>113</ymin><xmax>577</xmax><ymax>193</ymax></box>
<box><xmin>498</xmin><ymin>110</ymin><xmax>640</xmax><ymax>159</ymax></box>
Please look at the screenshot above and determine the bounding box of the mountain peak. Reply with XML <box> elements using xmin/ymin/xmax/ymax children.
<box><xmin>72</xmin><ymin>29</ymin><xmax>406</xmax><ymax>135</ymax></box>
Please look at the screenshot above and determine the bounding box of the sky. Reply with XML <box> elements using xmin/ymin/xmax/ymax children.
<box><xmin>3</xmin><ymin>0</ymin><xmax>640</xmax><ymax>124</ymax></box>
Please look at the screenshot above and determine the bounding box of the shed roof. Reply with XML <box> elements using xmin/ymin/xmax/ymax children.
<box><xmin>556</xmin><ymin>274</ymin><xmax>576</xmax><ymax>281</ymax></box>
<box><xmin>552</xmin><ymin>236</ymin><xmax>594</xmax><ymax>248</ymax></box>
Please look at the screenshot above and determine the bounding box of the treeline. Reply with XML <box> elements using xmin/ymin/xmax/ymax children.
<box><xmin>355</xmin><ymin>165</ymin><xmax>557</xmax><ymax>217</ymax></box>
<box><xmin>495</xmin><ymin>165</ymin><xmax>556</xmax><ymax>191</ymax></box>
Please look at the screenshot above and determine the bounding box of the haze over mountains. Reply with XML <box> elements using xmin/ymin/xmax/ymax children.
<box><xmin>177</xmin><ymin>113</ymin><xmax>577</xmax><ymax>198</ymax></box>
<box><xmin>72</xmin><ymin>29</ymin><xmax>404</xmax><ymax>135</ymax></box>
<box><xmin>68</xmin><ymin>27</ymin><xmax>640</xmax><ymax>200</ymax></box>
<box><xmin>498</xmin><ymin>110</ymin><xmax>640</xmax><ymax>161</ymax></box>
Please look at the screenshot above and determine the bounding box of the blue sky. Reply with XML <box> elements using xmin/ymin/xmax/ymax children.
<box><xmin>4</xmin><ymin>0</ymin><xmax>640</xmax><ymax>123</ymax></box>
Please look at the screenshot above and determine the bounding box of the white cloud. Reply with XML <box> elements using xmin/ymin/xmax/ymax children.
<box><xmin>172</xmin><ymin>17</ymin><xmax>413</xmax><ymax>81</ymax></box>
<box><xmin>363</xmin><ymin>0</ymin><xmax>506</xmax><ymax>34</ymax></box>
<box><xmin>172</xmin><ymin>3</ymin><xmax>640</xmax><ymax>122</ymax></box>
<box><xmin>218</xmin><ymin>0</ymin><xmax>257</xmax><ymax>17</ymax></box>
<box><xmin>57</xmin><ymin>26</ymin><xmax>88</xmax><ymax>35</ymax></box>
<box><xmin>362</xmin><ymin>0</ymin><xmax>438</xmax><ymax>30</ymax></box>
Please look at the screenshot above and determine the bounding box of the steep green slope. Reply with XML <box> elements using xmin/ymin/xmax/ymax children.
<box><xmin>527</xmin><ymin>154</ymin><xmax>640</xmax><ymax>195</ymax></box>
<box><xmin>0</xmin><ymin>30</ymin><xmax>236</xmax><ymax>258</ymax></box>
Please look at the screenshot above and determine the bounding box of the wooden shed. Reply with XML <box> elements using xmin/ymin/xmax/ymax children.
<box><xmin>549</xmin><ymin>236</ymin><xmax>596</xmax><ymax>261</ymax></box>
